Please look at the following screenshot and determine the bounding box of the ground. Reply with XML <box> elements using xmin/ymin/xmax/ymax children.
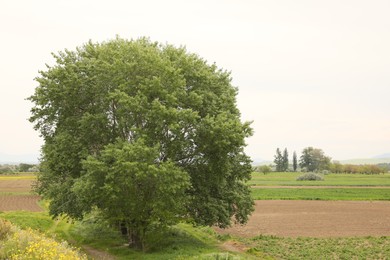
<box><xmin>0</xmin><ymin>194</ymin><xmax>42</xmax><ymax>212</ymax></box>
<box><xmin>216</xmin><ymin>200</ymin><xmax>390</xmax><ymax>237</ymax></box>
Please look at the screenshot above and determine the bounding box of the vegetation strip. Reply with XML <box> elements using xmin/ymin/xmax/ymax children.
<box><xmin>251</xmin><ymin>188</ymin><xmax>390</xmax><ymax>200</ymax></box>
<box><xmin>251</xmin><ymin>185</ymin><xmax>390</xmax><ymax>188</ymax></box>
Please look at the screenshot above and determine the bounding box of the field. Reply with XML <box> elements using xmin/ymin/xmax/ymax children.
<box><xmin>1</xmin><ymin>172</ymin><xmax>390</xmax><ymax>259</ymax></box>
<box><xmin>0</xmin><ymin>174</ymin><xmax>42</xmax><ymax>212</ymax></box>
<box><xmin>249</xmin><ymin>172</ymin><xmax>390</xmax><ymax>186</ymax></box>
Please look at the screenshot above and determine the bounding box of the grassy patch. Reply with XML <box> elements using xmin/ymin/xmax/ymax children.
<box><xmin>249</xmin><ymin>172</ymin><xmax>390</xmax><ymax>186</ymax></box>
<box><xmin>0</xmin><ymin>210</ymin><xmax>245</xmax><ymax>259</ymax></box>
<box><xmin>251</xmin><ymin>188</ymin><xmax>390</xmax><ymax>200</ymax></box>
<box><xmin>243</xmin><ymin>235</ymin><xmax>390</xmax><ymax>259</ymax></box>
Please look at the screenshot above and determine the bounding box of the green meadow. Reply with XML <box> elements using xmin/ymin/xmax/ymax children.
<box><xmin>249</xmin><ymin>172</ymin><xmax>390</xmax><ymax>186</ymax></box>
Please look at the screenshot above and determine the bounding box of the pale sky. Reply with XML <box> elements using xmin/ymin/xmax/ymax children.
<box><xmin>1</xmin><ymin>0</ymin><xmax>389</xmax><ymax>162</ymax></box>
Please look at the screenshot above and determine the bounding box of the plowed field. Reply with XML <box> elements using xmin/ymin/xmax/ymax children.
<box><xmin>216</xmin><ymin>200</ymin><xmax>390</xmax><ymax>237</ymax></box>
<box><xmin>0</xmin><ymin>194</ymin><xmax>42</xmax><ymax>212</ymax></box>
<box><xmin>0</xmin><ymin>175</ymin><xmax>42</xmax><ymax>212</ymax></box>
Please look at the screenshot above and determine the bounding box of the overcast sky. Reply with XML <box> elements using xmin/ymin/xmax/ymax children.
<box><xmin>1</xmin><ymin>0</ymin><xmax>389</xmax><ymax>162</ymax></box>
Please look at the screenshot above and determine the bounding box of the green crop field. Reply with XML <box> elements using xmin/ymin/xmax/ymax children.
<box><xmin>249</xmin><ymin>172</ymin><xmax>390</xmax><ymax>201</ymax></box>
<box><xmin>249</xmin><ymin>172</ymin><xmax>390</xmax><ymax>186</ymax></box>
<box><xmin>251</xmin><ymin>187</ymin><xmax>390</xmax><ymax>200</ymax></box>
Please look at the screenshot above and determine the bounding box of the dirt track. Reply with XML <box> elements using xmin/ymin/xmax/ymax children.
<box><xmin>216</xmin><ymin>200</ymin><xmax>390</xmax><ymax>238</ymax></box>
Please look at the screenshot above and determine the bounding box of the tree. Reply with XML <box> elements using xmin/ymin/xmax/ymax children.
<box><xmin>18</xmin><ymin>163</ymin><xmax>35</xmax><ymax>172</ymax></box>
<box><xmin>292</xmin><ymin>151</ymin><xmax>298</xmax><ymax>172</ymax></box>
<box><xmin>274</xmin><ymin>148</ymin><xmax>283</xmax><ymax>172</ymax></box>
<box><xmin>299</xmin><ymin>147</ymin><xmax>331</xmax><ymax>172</ymax></box>
<box><xmin>255</xmin><ymin>165</ymin><xmax>272</xmax><ymax>175</ymax></box>
<box><xmin>28</xmin><ymin>37</ymin><xmax>254</xmax><ymax>250</ymax></box>
<box><xmin>282</xmin><ymin>148</ymin><xmax>289</xmax><ymax>171</ymax></box>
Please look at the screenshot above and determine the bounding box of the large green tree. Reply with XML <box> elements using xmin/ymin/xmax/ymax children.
<box><xmin>28</xmin><ymin>38</ymin><xmax>254</xmax><ymax>249</ymax></box>
<box><xmin>299</xmin><ymin>147</ymin><xmax>331</xmax><ymax>172</ymax></box>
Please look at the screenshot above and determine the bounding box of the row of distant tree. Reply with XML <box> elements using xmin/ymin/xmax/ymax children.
<box><xmin>254</xmin><ymin>147</ymin><xmax>387</xmax><ymax>174</ymax></box>
<box><xmin>0</xmin><ymin>163</ymin><xmax>38</xmax><ymax>173</ymax></box>
<box><xmin>273</xmin><ymin>147</ymin><xmax>331</xmax><ymax>172</ymax></box>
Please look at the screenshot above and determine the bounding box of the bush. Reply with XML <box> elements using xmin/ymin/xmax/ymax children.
<box><xmin>0</xmin><ymin>221</ymin><xmax>87</xmax><ymax>259</ymax></box>
<box><xmin>0</xmin><ymin>219</ymin><xmax>13</xmax><ymax>240</ymax></box>
<box><xmin>296</xmin><ymin>173</ymin><xmax>324</xmax><ymax>181</ymax></box>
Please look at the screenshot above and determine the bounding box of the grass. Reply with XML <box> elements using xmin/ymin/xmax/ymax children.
<box><xmin>249</xmin><ymin>172</ymin><xmax>390</xmax><ymax>186</ymax></box>
<box><xmin>243</xmin><ymin>234</ymin><xmax>390</xmax><ymax>259</ymax></box>
<box><xmin>251</xmin><ymin>188</ymin><xmax>390</xmax><ymax>200</ymax></box>
<box><xmin>0</xmin><ymin>210</ymin><xmax>243</xmax><ymax>259</ymax></box>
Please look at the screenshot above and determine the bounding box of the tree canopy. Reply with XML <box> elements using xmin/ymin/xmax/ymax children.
<box><xmin>299</xmin><ymin>147</ymin><xmax>331</xmax><ymax>172</ymax></box>
<box><xmin>28</xmin><ymin>37</ymin><xmax>254</xmax><ymax>249</ymax></box>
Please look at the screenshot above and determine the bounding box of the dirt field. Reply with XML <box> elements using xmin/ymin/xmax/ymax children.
<box><xmin>216</xmin><ymin>200</ymin><xmax>390</xmax><ymax>238</ymax></box>
<box><xmin>0</xmin><ymin>178</ymin><xmax>34</xmax><ymax>192</ymax></box>
<box><xmin>0</xmin><ymin>176</ymin><xmax>42</xmax><ymax>212</ymax></box>
<box><xmin>0</xmin><ymin>194</ymin><xmax>42</xmax><ymax>212</ymax></box>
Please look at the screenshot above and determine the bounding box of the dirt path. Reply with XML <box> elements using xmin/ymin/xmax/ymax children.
<box><xmin>252</xmin><ymin>185</ymin><xmax>390</xmax><ymax>189</ymax></box>
<box><xmin>215</xmin><ymin>200</ymin><xmax>390</xmax><ymax>238</ymax></box>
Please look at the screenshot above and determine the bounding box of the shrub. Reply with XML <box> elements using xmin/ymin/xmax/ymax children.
<box><xmin>296</xmin><ymin>173</ymin><xmax>324</xmax><ymax>181</ymax></box>
<box><xmin>0</xmin><ymin>219</ymin><xmax>13</xmax><ymax>240</ymax></box>
<box><xmin>0</xmin><ymin>222</ymin><xmax>87</xmax><ymax>259</ymax></box>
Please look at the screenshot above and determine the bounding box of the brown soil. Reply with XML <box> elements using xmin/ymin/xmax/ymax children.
<box><xmin>0</xmin><ymin>194</ymin><xmax>43</xmax><ymax>212</ymax></box>
<box><xmin>0</xmin><ymin>179</ymin><xmax>34</xmax><ymax>192</ymax></box>
<box><xmin>215</xmin><ymin>200</ymin><xmax>390</xmax><ymax>238</ymax></box>
<box><xmin>252</xmin><ymin>185</ymin><xmax>390</xmax><ymax>189</ymax></box>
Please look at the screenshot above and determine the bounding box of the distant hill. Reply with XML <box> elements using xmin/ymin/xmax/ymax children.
<box><xmin>339</xmin><ymin>157</ymin><xmax>390</xmax><ymax>165</ymax></box>
<box><xmin>373</xmin><ymin>153</ymin><xmax>390</xmax><ymax>159</ymax></box>
<box><xmin>0</xmin><ymin>153</ymin><xmax>39</xmax><ymax>164</ymax></box>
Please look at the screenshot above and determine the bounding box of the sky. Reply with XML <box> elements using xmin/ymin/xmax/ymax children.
<box><xmin>0</xmin><ymin>0</ymin><xmax>389</xmax><ymax>163</ymax></box>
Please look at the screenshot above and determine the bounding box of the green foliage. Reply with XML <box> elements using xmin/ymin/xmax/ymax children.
<box><xmin>299</xmin><ymin>147</ymin><xmax>331</xmax><ymax>172</ymax></box>
<box><xmin>273</xmin><ymin>148</ymin><xmax>283</xmax><ymax>172</ymax></box>
<box><xmin>28</xmin><ymin>37</ymin><xmax>254</xmax><ymax>249</ymax></box>
<box><xmin>292</xmin><ymin>151</ymin><xmax>298</xmax><ymax>172</ymax></box>
<box><xmin>245</xmin><ymin>235</ymin><xmax>390</xmax><ymax>259</ymax></box>
<box><xmin>17</xmin><ymin>163</ymin><xmax>36</xmax><ymax>172</ymax></box>
<box><xmin>296</xmin><ymin>173</ymin><xmax>324</xmax><ymax>181</ymax></box>
<box><xmin>73</xmin><ymin>140</ymin><xmax>190</xmax><ymax>249</ymax></box>
<box><xmin>255</xmin><ymin>165</ymin><xmax>272</xmax><ymax>175</ymax></box>
<box><xmin>274</xmin><ymin>148</ymin><xmax>289</xmax><ymax>172</ymax></box>
<box><xmin>282</xmin><ymin>148</ymin><xmax>289</xmax><ymax>172</ymax></box>
<box><xmin>330</xmin><ymin>161</ymin><xmax>385</xmax><ymax>174</ymax></box>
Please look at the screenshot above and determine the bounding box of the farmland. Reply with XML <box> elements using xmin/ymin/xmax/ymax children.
<box><xmin>1</xmin><ymin>172</ymin><xmax>390</xmax><ymax>259</ymax></box>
